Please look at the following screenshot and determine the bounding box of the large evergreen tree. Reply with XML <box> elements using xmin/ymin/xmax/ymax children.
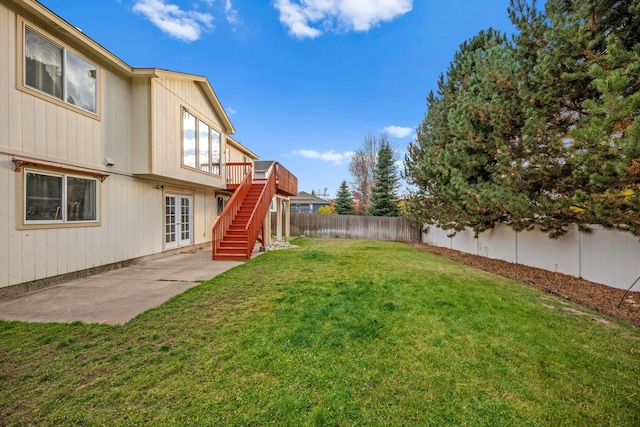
<box><xmin>405</xmin><ymin>28</ymin><xmax>528</xmax><ymax>234</ymax></box>
<box><xmin>405</xmin><ymin>0</ymin><xmax>640</xmax><ymax>237</ymax></box>
<box><xmin>335</xmin><ymin>180</ymin><xmax>356</xmax><ymax>215</ymax></box>
<box><xmin>511</xmin><ymin>0</ymin><xmax>640</xmax><ymax>235</ymax></box>
<box><xmin>369</xmin><ymin>142</ymin><xmax>400</xmax><ymax>217</ymax></box>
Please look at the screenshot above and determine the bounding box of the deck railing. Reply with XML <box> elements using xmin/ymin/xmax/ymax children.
<box><xmin>225</xmin><ymin>162</ymin><xmax>253</xmax><ymax>189</ymax></box>
<box><xmin>273</xmin><ymin>162</ymin><xmax>298</xmax><ymax>196</ymax></box>
<box><xmin>228</xmin><ymin>162</ymin><xmax>297</xmax><ymax>196</ymax></box>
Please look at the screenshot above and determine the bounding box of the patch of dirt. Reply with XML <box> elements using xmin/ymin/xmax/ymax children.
<box><xmin>412</xmin><ymin>243</ymin><xmax>640</xmax><ymax>328</ymax></box>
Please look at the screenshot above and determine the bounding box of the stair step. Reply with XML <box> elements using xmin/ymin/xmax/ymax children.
<box><xmin>213</xmin><ymin>254</ymin><xmax>249</xmax><ymax>261</ymax></box>
<box><xmin>216</xmin><ymin>247</ymin><xmax>248</xmax><ymax>254</ymax></box>
<box><xmin>221</xmin><ymin>239</ymin><xmax>247</xmax><ymax>245</ymax></box>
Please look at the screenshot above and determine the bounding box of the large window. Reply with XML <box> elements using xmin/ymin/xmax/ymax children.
<box><xmin>183</xmin><ymin>109</ymin><xmax>221</xmax><ymax>175</ymax></box>
<box><xmin>24</xmin><ymin>26</ymin><xmax>97</xmax><ymax>114</ymax></box>
<box><xmin>24</xmin><ymin>170</ymin><xmax>98</xmax><ymax>224</ymax></box>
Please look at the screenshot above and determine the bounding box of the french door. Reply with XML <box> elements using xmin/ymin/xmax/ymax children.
<box><xmin>165</xmin><ymin>194</ymin><xmax>193</xmax><ymax>249</ymax></box>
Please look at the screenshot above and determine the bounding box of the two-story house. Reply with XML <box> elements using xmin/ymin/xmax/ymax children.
<box><xmin>0</xmin><ymin>0</ymin><xmax>297</xmax><ymax>297</ymax></box>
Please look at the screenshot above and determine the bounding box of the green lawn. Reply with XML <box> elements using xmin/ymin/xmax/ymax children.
<box><xmin>1</xmin><ymin>238</ymin><xmax>639</xmax><ymax>426</ymax></box>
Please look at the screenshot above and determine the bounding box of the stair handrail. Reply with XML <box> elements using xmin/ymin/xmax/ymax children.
<box><xmin>243</xmin><ymin>163</ymin><xmax>278</xmax><ymax>258</ymax></box>
<box><xmin>212</xmin><ymin>163</ymin><xmax>253</xmax><ymax>259</ymax></box>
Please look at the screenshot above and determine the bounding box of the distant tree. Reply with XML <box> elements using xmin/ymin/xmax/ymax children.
<box><xmin>369</xmin><ymin>141</ymin><xmax>400</xmax><ymax>217</ymax></box>
<box><xmin>335</xmin><ymin>180</ymin><xmax>356</xmax><ymax>215</ymax></box>
<box><xmin>349</xmin><ymin>132</ymin><xmax>388</xmax><ymax>215</ymax></box>
<box><xmin>315</xmin><ymin>187</ymin><xmax>330</xmax><ymax>200</ymax></box>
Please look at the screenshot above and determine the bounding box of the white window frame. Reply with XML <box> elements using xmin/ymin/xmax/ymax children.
<box><xmin>21</xmin><ymin>24</ymin><xmax>98</xmax><ymax>116</ymax></box>
<box><xmin>182</xmin><ymin>108</ymin><xmax>222</xmax><ymax>176</ymax></box>
<box><xmin>23</xmin><ymin>169</ymin><xmax>100</xmax><ymax>225</ymax></box>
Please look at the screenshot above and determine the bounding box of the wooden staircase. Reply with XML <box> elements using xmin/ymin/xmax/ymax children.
<box><xmin>213</xmin><ymin>183</ymin><xmax>265</xmax><ymax>260</ymax></box>
<box><xmin>212</xmin><ymin>162</ymin><xmax>297</xmax><ymax>261</ymax></box>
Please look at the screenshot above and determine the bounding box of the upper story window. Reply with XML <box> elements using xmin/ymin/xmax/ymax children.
<box><xmin>24</xmin><ymin>26</ymin><xmax>98</xmax><ymax>114</ymax></box>
<box><xmin>183</xmin><ymin>109</ymin><xmax>221</xmax><ymax>175</ymax></box>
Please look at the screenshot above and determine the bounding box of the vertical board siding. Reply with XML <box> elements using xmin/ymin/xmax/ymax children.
<box><xmin>0</xmin><ymin>174</ymin><xmax>169</xmax><ymax>289</ymax></box>
<box><xmin>151</xmin><ymin>77</ymin><xmax>226</xmax><ymax>188</ymax></box>
<box><xmin>0</xmin><ymin>6</ymin><xmax>10</xmax><ymax>151</ymax></box>
<box><xmin>423</xmin><ymin>223</ymin><xmax>640</xmax><ymax>291</ymax></box>
<box><xmin>1</xmin><ymin>4</ymin><xmax>225</xmax><ymax>291</ymax></box>
<box><xmin>0</xmin><ymin>157</ymin><xmax>9</xmax><ymax>287</ymax></box>
<box><xmin>280</xmin><ymin>213</ymin><xmax>421</xmax><ymax>242</ymax></box>
<box><xmin>103</xmin><ymin>70</ymin><xmax>133</xmax><ymax>172</ymax></box>
<box><xmin>45</xmin><ymin>228</ymin><xmax>58</xmax><ymax>277</ymax></box>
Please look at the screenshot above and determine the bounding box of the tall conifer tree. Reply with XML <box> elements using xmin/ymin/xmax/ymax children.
<box><xmin>335</xmin><ymin>180</ymin><xmax>356</xmax><ymax>215</ymax></box>
<box><xmin>369</xmin><ymin>142</ymin><xmax>400</xmax><ymax>217</ymax></box>
<box><xmin>405</xmin><ymin>0</ymin><xmax>640</xmax><ymax>237</ymax></box>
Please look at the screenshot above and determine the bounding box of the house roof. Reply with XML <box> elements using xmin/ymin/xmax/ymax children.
<box><xmin>14</xmin><ymin>0</ymin><xmax>236</xmax><ymax>135</ymax></box>
<box><xmin>254</xmin><ymin>161</ymin><xmax>275</xmax><ymax>172</ymax></box>
<box><xmin>291</xmin><ymin>191</ymin><xmax>331</xmax><ymax>205</ymax></box>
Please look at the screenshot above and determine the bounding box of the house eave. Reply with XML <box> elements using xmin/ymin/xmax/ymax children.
<box><xmin>12</xmin><ymin>0</ymin><xmax>133</xmax><ymax>76</ymax></box>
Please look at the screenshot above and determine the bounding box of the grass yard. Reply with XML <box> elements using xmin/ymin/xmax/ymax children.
<box><xmin>1</xmin><ymin>238</ymin><xmax>639</xmax><ymax>426</ymax></box>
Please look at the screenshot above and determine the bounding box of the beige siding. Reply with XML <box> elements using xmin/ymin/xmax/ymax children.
<box><xmin>0</xmin><ymin>5</ymin><xmax>10</xmax><ymax>151</ymax></box>
<box><xmin>0</xmin><ymin>2</ymin><xmax>234</xmax><ymax>291</ymax></box>
<box><xmin>228</xmin><ymin>144</ymin><xmax>252</xmax><ymax>162</ymax></box>
<box><xmin>0</xmin><ymin>155</ymin><xmax>11</xmax><ymax>287</ymax></box>
<box><xmin>192</xmin><ymin>188</ymin><xmax>218</xmax><ymax>245</ymax></box>
<box><xmin>4</xmin><ymin>160</ymin><xmax>22</xmax><ymax>286</ymax></box>
<box><xmin>150</xmin><ymin>77</ymin><xmax>226</xmax><ymax>187</ymax></box>
<box><xmin>0</xmin><ymin>168</ymin><xmax>167</xmax><ymax>288</ymax></box>
<box><xmin>0</xmin><ymin>4</ymin><xmax>126</xmax><ymax>172</ymax></box>
<box><xmin>103</xmin><ymin>69</ymin><xmax>134</xmax><ymax>172</ymax></box>
<box><xmin>131</xmin><ymin>78</ymin><xmax>151</xmax><ymax>174</ymax></box>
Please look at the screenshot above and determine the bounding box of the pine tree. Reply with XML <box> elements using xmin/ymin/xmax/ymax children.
<box><xmin>405</xmin><ymin>0</ymin><xmax>640</xmax><ymax>237</ymax></box>
<box><xmin>510</xmin><ymin>0</ymin><xmax>640</xmax><ymax>236</ymax></box>
<box><xmin>335</xmin><ymin>180</ymin><xmax>356</xmax><ymax>215</ymax></box>
<box><xmin>369</xmin><ymin>142</ymin><xmax>400</xmax><ymax>217</ymax></box>
<box><xmin>405</xmin><ymin>28</ymin><xmax>527</xmax><ymax>234</ymax></box>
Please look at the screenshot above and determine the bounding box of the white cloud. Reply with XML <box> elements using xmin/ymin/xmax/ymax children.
<box><xmin>225</xmin><ymin>0</ymin><xmax>240</xmax><ymax>25</ymax></box>
<box><xmin>226</xmin><ymin>106</ymin><xmax>237</xmax><ymax>115</ymax></box>
<box><xmin>273</xmin><ymin>0</ymin><xmax>412</xmax><ymax>39</ymax></box>
<box><xmin>133</xmin><ymin>0</ymin><xmax>214</xmax><ymax>42</ymax></box>
<box><xmin>384</xmin><ymin>125</ymin><xmax>414</xmax><ymax>139</ymax></box>
<box><xmin>292</xmin><ymin>149</ymin><xmax>355</xmax><ymax>165</ymax></box>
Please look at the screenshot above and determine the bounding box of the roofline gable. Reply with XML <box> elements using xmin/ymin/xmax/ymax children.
<box><xmin>13</xmin><ymin>0</ymin><xmax>132</xmax><ymax>75</ymax></box>
<box><xmin>151</xmin><ymin>70</ymin><xmax>236</xmax><ymax>135</ymax></box>
<box><xmin>12</xmin><ymin>1</ymin><xmax>236</xmax><ymax>135</ymax></box>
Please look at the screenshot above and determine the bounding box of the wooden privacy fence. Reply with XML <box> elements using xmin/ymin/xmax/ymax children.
<box><xmin>274</xmin><ymin>213</ymin><xmax>421</xmax><ymax>242</ymax></box>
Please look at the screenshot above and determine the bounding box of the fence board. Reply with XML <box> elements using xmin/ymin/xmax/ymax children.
<box><xmin>422</xmin><ymin>223</ymin><xmax>640</xmax><ymax>291</ymax></box>
<box><xmin>272</xmin><ymin>213</ymin><xmax>421</xmax><ymax>242</ymax></box>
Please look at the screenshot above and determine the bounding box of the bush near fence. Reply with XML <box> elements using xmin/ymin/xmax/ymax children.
<box><xmin>272</xmin><ymin>213</ymin><xmax>421</xmax><ymax>242</ymax></box>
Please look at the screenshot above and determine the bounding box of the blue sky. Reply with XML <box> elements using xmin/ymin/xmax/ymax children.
<box><xmin>40</xmin><ymin>0</ymin><xmax>516</xmax><ymax>199</ymax></box>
